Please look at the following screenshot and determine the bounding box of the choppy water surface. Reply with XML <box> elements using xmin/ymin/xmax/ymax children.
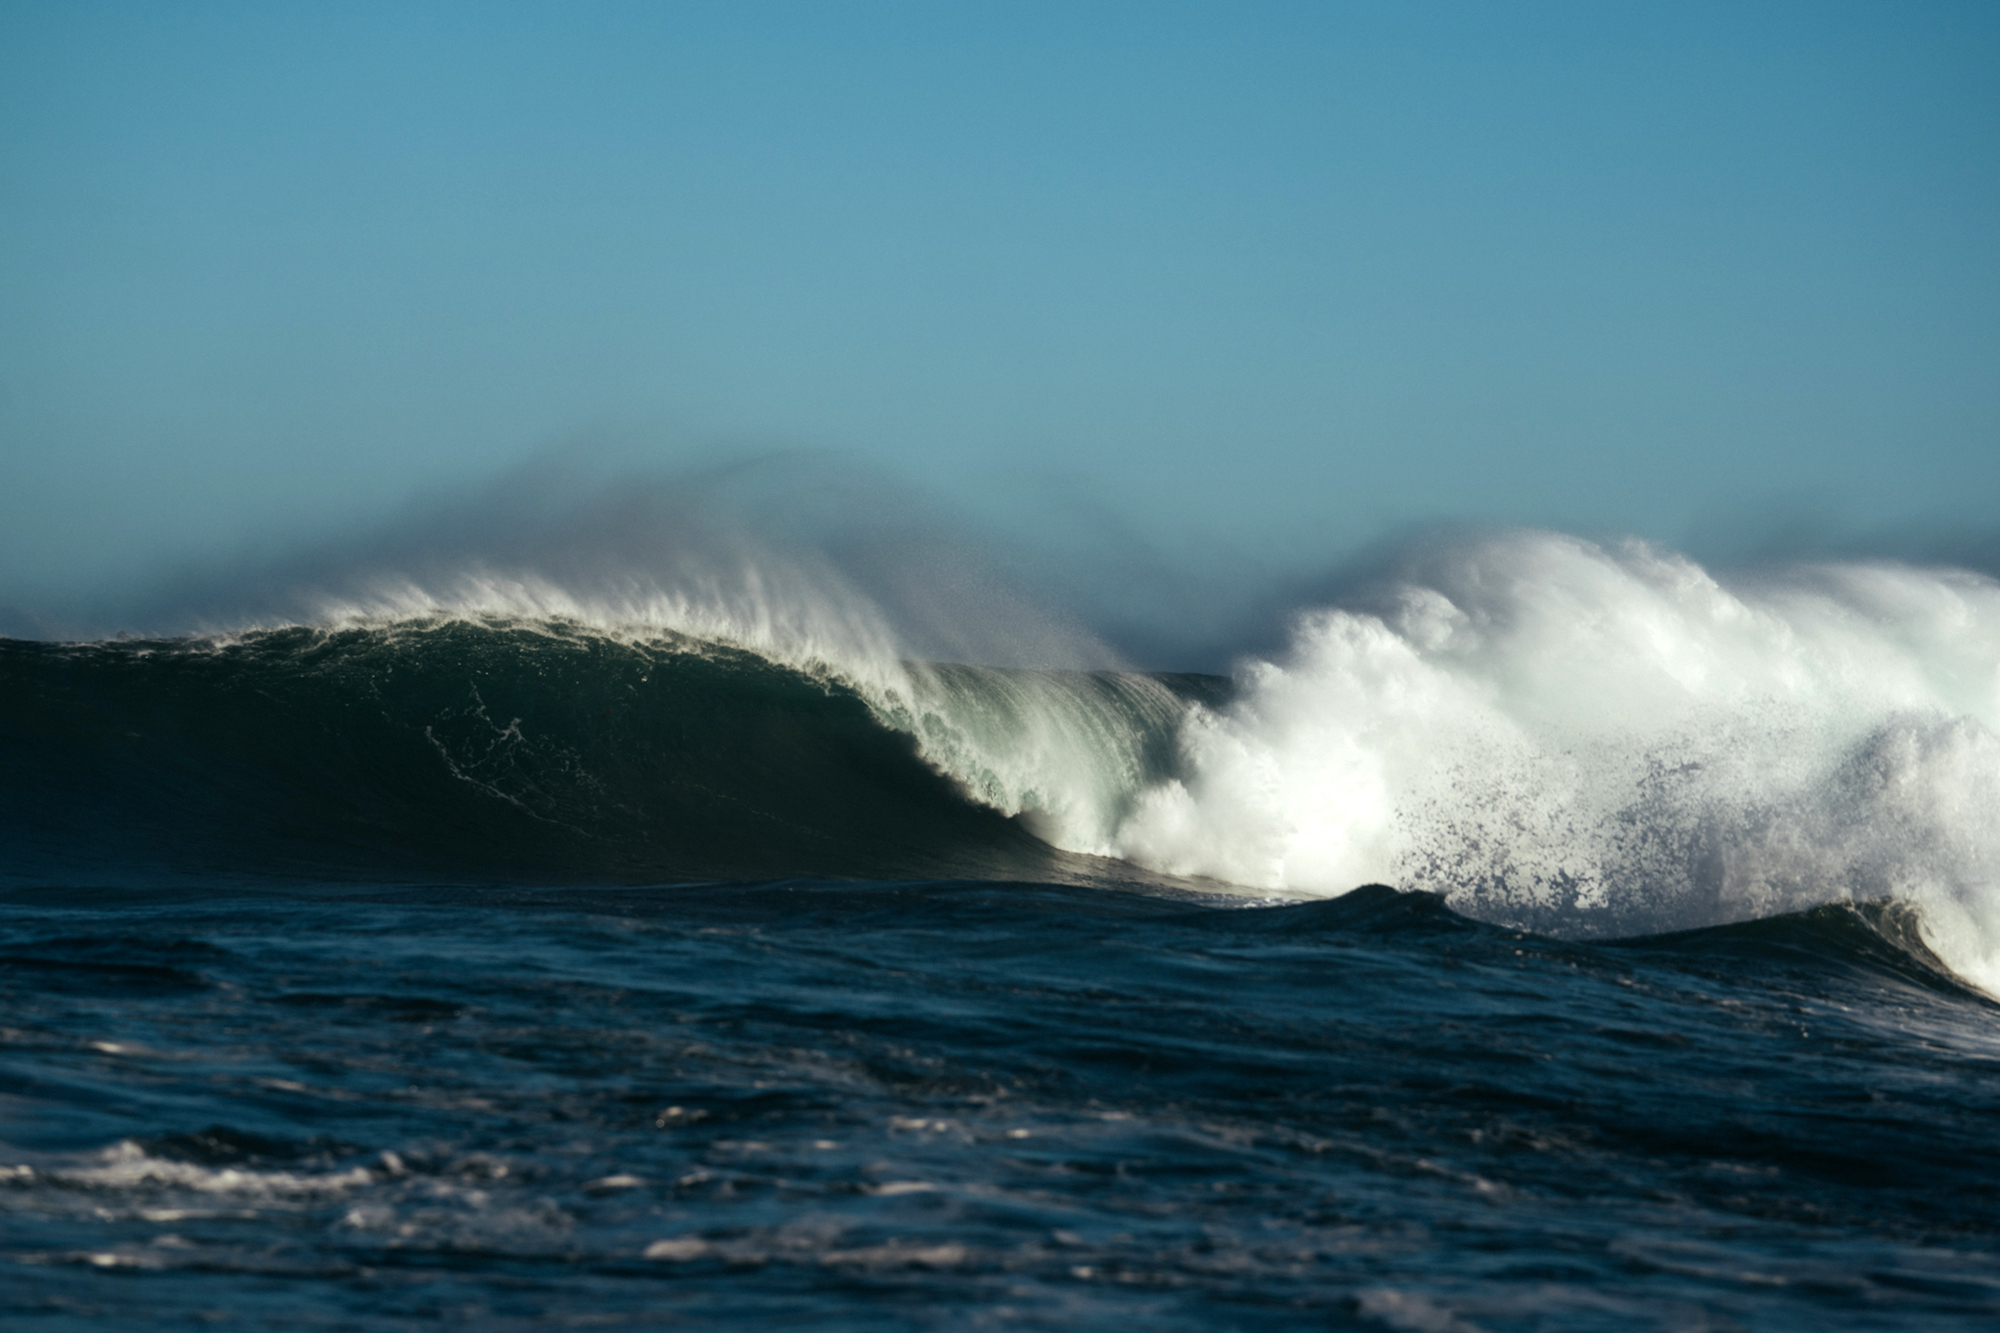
<box><xmin>4</xmin><ymin>881</ymin><xmax>1997</xmax><ymax>1331</ymax></box>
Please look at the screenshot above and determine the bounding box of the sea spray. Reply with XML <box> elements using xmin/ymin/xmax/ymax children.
<box><xmin>1106</xmin><ymin>532</ymin><xmax>2000</xmax><ymax>988</ymax></box>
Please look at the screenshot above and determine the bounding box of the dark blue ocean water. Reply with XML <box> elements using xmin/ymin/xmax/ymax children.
<box><xmin>5</xmin><ymin>625</ymin><xmax>2000</xmax><ymax>1330</ymax></box>
<box><xmin>3</xmin><ymin>882</ymin><xmax>1998</xmax><ymax>1331</ymax></box>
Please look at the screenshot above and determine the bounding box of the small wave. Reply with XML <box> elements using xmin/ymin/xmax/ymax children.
<box><xmin>1613</xmin><ymin>898</ymin><xmax>1990</xmax><ymax>1002</ymax></box>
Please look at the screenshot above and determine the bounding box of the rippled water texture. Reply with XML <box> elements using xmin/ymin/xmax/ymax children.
<box><xmin>4</xmin><ymin>882</ymin><xmax>1997</xmax><ymax>1330</ymax></box>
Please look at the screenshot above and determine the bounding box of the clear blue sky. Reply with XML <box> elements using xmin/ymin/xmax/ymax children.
<box><xmin>3</xmin><ymin>1</ymin><xmax>1996</xmax><ymax>607</ymax></box>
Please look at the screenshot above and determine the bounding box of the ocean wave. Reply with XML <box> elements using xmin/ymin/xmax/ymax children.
<box><xmin>5</xmin><ymin>529</ymin><xmax>1998</xmax><ymax>991</ymax></box>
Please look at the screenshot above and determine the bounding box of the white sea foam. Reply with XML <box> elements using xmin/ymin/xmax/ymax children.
<box><xmin>1106</xmin><ymin>533</ymin><xmax>2000</xmax><ymax>990</ymax></box>
<box><xmin>33</xmin><ymin>1139</ymin><xmax>377</xmax><ymax>1197</ymax></box>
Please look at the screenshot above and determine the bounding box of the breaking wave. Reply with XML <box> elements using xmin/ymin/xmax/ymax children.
<box><xmin>4</xmin><ymin>529</ymin><xmax>1998</xmax><ymax>989</ymax></box>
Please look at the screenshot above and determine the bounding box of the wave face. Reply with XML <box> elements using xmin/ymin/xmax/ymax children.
<box><xmin>6</xmin><ymin>529</ymin><xmax>1999</xmax><ymax>988</ymax></box>
<box><xmin>0</xmin><ymin>621</ymin><xmax>1213</xmax><ymax>888</ymax></box>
